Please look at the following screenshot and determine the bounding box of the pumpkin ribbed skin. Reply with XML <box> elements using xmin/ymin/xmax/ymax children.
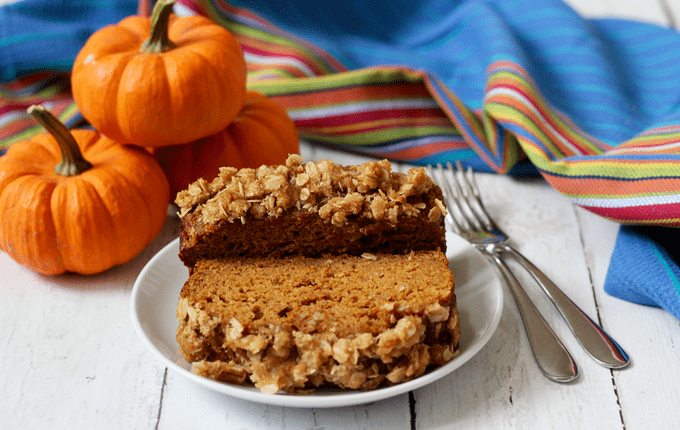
<box><xmin>71</xmin><ymin>11</ymin><xmax>247</xmax><ymax>147</ymax></box>
<box><xmin>0</xmin><ymin>130</ymin><xmax>170</xmax><ymax>275</ymax></box>
<box><xmin>151</xmin><ymin>91</ymin><xmax>299</xmax><ymax>197</ymax></box>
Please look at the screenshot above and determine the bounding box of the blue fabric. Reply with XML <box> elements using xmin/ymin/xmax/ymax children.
<box><xmin>224</xmin><ymin>0</ymin><xmax>680</xmax><ymax>149</ymax></box>
<box><xmin>0</xmin><ymin>0</ymin><xmax>136</xmax><ymax>82</ymax></box>
<box><xmin>605</xmin><ymin>226</ymin><xmax>680</xmax><ymax>320</ymax></box>
<box><xmin>1</xmin><ymin>0</ymin><xmax>679</xmax><ymax>321</ymax></box>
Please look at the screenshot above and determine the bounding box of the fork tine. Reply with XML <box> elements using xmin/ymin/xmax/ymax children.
<box><xmin>453</xmin><ymin>160</ymin><xmax>499</xmax><ymax>232</ymax></box>
<box><xmin>426</xmin><ymin>164</ymin><xmax>469</xmax><ymax>235</ymax></box>
<box><xmin>446</xmin><ymin>161</ymin><xmax>487</xmax><ymax>232</ymax></box>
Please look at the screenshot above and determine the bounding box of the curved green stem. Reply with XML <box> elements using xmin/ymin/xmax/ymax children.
<box><xmin>141</xmin><ymin>0</ymin><xmax>177</xmax><ymax>53</ymax></box>
<box><xmin>28</xmin><ymin>105</ymin><xmax>93</xmax><ymax>177</ymax></box>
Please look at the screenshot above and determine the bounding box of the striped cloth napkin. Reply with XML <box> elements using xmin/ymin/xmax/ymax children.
<box><xmin>0</xmin><ymin>0</ymin><xmax>679</xmax><ymax>319</ymax></box>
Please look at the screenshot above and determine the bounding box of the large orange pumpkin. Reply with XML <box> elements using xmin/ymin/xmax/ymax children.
<box><xmin>0</xmin><ymin>106</ymin><xmax>170</xmax><ymax>275</ymax></box>
<box><xmin>150</xmin><ymin>91</ymin><xmax>300</xmax><ymax>197</ymax></box>
<box><xmin>71</xmin><ymin>0</ymin><xmax>247</xmax><ymax>147</ymax></box>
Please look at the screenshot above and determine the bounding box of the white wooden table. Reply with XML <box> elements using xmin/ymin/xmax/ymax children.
<box><xmin>2</xmin><ymin>1</ymin><xmax>680</xmax><ymax>429</ymax></box>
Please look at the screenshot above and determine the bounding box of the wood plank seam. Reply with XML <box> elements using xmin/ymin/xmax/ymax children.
<box><xmin>609</xmin><ymin>372</ymin><xmax>627</xmax><ymax>430</ymax></box>
<box><xmin>659</xmin><ymin>0</ymin><xmax>678</xmax><ymax>28</ymax></box>
<box><xmin>573</xmin><ymin>205</ymin><xmax>627</xmax><ymax>429</ymax></box>
<box><xmin>156</xmin><ymin>368</ymin><xmax>168</xmax><ymax>430</ymax></box>
<box><xmin>409</xmin><ymin>391</ymin><xmax>417</xmax><ymax>430</ymax></box>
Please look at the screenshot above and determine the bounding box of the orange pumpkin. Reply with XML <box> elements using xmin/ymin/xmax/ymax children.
<box><xmin>150</xmin><ymin>91</ymin><xmax>300</xmax><ymax>197</ymax></box>
<box><xmin>71</xmin><ymin>0</ymin><xmax>247</xmax><ymax>147</ymax></box>
<box><xmin>0</xmin><ymin>106</ymin><xmax>170</xmax><ymax>275</ymax></box>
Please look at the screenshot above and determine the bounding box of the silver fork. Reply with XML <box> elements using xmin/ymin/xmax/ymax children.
<box><xmin>428</xmin><ymin>161</ymin><xmax>630</xmax><ymax>381</ymax></box>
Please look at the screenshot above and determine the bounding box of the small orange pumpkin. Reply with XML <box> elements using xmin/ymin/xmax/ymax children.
<box><xmin>71</xmin><ymin>0</ymin><xmax>247</xmax><ymax>147</ymax></box>
<box><xmin>150</xmin><ymin>91</ymin><xmax>300</xmax><ymax>197</ymax></box>
<box><xmin>0</xmin><ymin>106</ymin><xmax>170</xmax><ymax>275</ymax></box>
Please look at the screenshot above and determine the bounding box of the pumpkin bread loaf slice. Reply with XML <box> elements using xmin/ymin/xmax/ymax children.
<box><xmin>176</xmin><ymin>250</ymin><xmax>460</xmax><ymax>394</ymax></box>
<box><xmin>175</xmin><ymin>154</ymin><xmax>447</xmax><ymax>269</ymax></box>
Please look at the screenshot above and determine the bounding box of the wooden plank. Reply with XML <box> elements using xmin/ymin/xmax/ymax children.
<box><xmin>566</xmin><ymin>0</ymin><xmax>671</xmax><ymax>25</ymax></box>
<box><xmin>158</xmin><ymin>370</ymin><xmax>411</xmax><ymax>429</ymax></box>
<box><xmin>0</xmin><ymin>207</ymin><xmax>181</xmax><ymax>429</ymax></box>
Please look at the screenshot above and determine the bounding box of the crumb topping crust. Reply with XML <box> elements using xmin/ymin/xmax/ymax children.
<box><xmin>175</xmin><ymin>155</ymin><xmax>445</xmax><ymax>226</ymax></box>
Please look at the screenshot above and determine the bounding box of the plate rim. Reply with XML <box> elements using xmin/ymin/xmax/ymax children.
<box><xmin>130</xmin><ymin>236</ymin><xmax>503</xmax><ymax>408</ymax></box>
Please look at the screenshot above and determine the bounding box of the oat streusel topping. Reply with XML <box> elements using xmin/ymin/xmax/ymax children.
<box><xmin>178</xmin><ymin>299</ymin><xmax>460</xmax><ymax>394</ymax></box>
<box><xmin>175</xmin><ymin>155</ymin><xmax>445</xmax><ymax>226</ymax></box>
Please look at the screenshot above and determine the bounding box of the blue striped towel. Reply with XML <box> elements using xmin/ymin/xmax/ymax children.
<box><xmin>606</xmin><ymin>226</ymin><xmax>680</xmax><ymax>319</ymax></box>
<box><xmin>0</xmin><ymin>0</ymin><xmax>679</xmax><ymax>321</ymax></box>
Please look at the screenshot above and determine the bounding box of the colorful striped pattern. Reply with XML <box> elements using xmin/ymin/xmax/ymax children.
<box><xmin>247</xmin><ymin>68</ymin><xmax>478</xmax><ymax>166</ymax></box>
<box><xmin>176</xmin><ymin>0</ymin><xmax>680</xmax><ymax>226</ymax></box>
<box><xmin>0</xmin><ymin>0</ymin><xmax>135</xmax><ymax>152</ymax></box>
<box><xmin>177</xmin><ymin>0</ymin><xmax>494</xmax><ymax>170</ymax></box>
<box><xmin>0</xmin><ymin>73</ymin><xmax>83</xmax><ymax>155</ymax></box>
<box><xmin>2</xmin><ymin>0</ymin><xmax>680</xmax><ymax>227</ymax></box>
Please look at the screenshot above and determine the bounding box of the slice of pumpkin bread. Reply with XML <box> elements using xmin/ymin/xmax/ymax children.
<box><xmin>174</xmin><ymin>154</ymin><xmax>447</xmax><ymax>269</ymax></box>
<box><xmin>176</xmin><ymin>251</ymin><xmax>460</xmax><ymax>393</ymax></box>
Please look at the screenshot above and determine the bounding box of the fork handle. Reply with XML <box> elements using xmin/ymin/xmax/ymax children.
<box><xmin>500</xmin><ymin>244</ymin><xmax>630</xmax><ymax>369</ymax></box>
<box><xmin>484</xmin><ymin>250</ymin><xmax>578</xmax><ymax>383</ymax></box>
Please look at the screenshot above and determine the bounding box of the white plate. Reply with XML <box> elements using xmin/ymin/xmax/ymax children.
<box><xmin>130</xmin><ymin>232</ymin><xmax>503</xmax><ymax>408</ymax></box>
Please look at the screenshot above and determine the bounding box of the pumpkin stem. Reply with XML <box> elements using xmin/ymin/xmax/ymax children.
<box><xmin>27</xmin><ymin>105</ymin><xmax>93</xmax><ymax>177</ymax></box>
<box><xmin>141</xmin><ymin>0</ymin><xmax>177</xmax><ymax>53</ymax></box>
